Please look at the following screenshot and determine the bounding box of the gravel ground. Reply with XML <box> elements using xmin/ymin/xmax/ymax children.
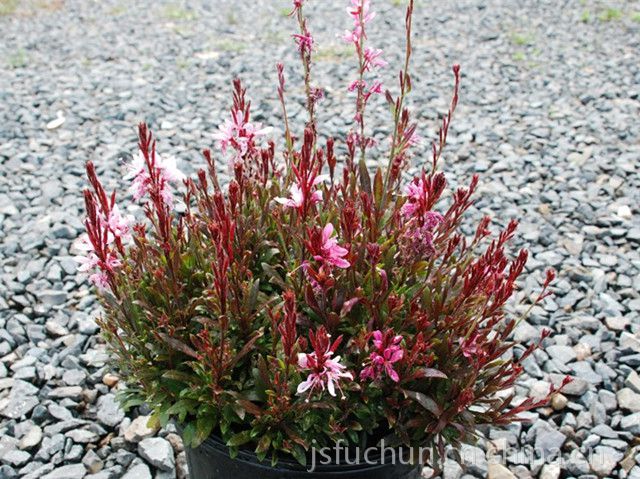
<box><xmin>1</xmin><ymin>0</ymin><xmax>639</xmax><ymax>478</ymax></box>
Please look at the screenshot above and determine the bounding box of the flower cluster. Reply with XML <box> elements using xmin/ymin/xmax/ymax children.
<box><xmin>75</xmin><ymin>163</ymin><xmax>133</xmax><ymax>290</ymax></box>
<box><xmin>306</xmin><ymin>223</ymin><xmax>351</xmax><ymax>269</ymax></box>
<box><xmin>274</xmin><ymin>130</ymin><xmax>328</xmax><ymax>215</ymax></box>
<box><xmin>343</xmin><ymin>0</ymin><xmax>376</xmax><ymax>45</ymax></box>
<box><xmin>75</xmin><ymin>238</ymin><xmax>119</xmax><ymax>291</ymax></box>
<box><xmin>80</xmin><ymin>0</ymin><xmax>568</xmax><ymax>467</ymax></box>
<box><xmin>297</xmin><ymin>327</ymin><xmax>353</xmax><ymax>399</ymax></box>
<box><xmin>344</xmin><ymin>0</ymin><xmax>386</xmax><ymax>137</ymax></box>
<box><xmin>124</xmin><ymin>152</ymin><xmax>184</xmax><ymax>207</ymax></box>
<box><xmin>360</xmin><ymin>330</ymin><xmax>404</xmax><ymax>382</ymax></box>
<box><xmin>214</xmin><ymin>79</ymin><xmax>272</xmax><ymax>166</ymax></box>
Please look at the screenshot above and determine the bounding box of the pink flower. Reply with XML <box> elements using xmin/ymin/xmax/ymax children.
<box><xmin>399</xmin><ymin>178</ymin><xmax>444</xmax><ymax>263</ymax></box>
<box><xmin>460</xmin><ymin>334</ymin><xmax>485</xmax><ymax>361</ymax></box>
<box><xmin>75</xmin><ymin>237</ymin><xmax>121</xmax><ymax>271</ymax></box>
<box><xmin>399</xmin><ymin>214</ymin><xmax>443</xmax><ymax>264</ymax></box>
<box><xmin>293</xmin><ymin>33</ymin><xmax>314</xmax><ymax>53</ymax></box>
<box><xmin>360</xmin><ymin>330</ymin><xmax>404</xmax><ymax>383</ymax></box>
<box><xmin>347</xmin><ymin>0</ymin><xmax>375</xmax><ymax>25</ymax></box>
<box><xmin>275</xmin><ymin>175</ymin><xmax>327</xmax><ymax>210</ymax></box>
<box><xmin>75</xmin><ymin>240</ymin><xmax>100</xmax><ymax>273</ymax></box>
<box><xmin>342</xmin><ymin>27</ymin><xmax>362</xmax><ymax>44</ymax></box>
<box><xmin>277</xmin><ymin>183</ymin><xmax>305</xmax><ymax>209</ymax></box>
<box><xmin>103</xmin><ymin>205</ymin><xmax>133</xmax><ymax>244</ymax></box>
<box><xmin>348</xmin><ymin>79</ymin><xmax>364</xmax><ymax>92</ymax></box>
<box><xmin>401</xmin><ymin>179</ymin><xmax>423</xmax><ymax>218</ymax></box>
<box><xmin>307</xmin><ymin>223</ymin><xmax>350</xmax><ymax>269</ymax></box>
<box><xmin>361</xmin><ymin>80</ymin><xmax>384</xmax><ymax>103</ymax></box>
<box><xmin>363</xmin><ymin>47</ymin><xmax>387</xmax><ymax>70</ymax></box>
<box><xmin>74</xmin><ymin>235</ymin><xmax>122</xmax><ymax>291</ymax></box>
<box><xmin>343</xmin><ymin>1</ymin><xmax>375</xmax><ymax>45</ymax></box>
<box><xmin>297</xmin><ymin>327</ymin><xmax>353</xmax><ymax>398</ymax></box>
<box><xmin>297</xmin><ymin>354</ymin><xmax>352</xmax><ymax>397</ymax></box>
<box><xmin>401</xmin><ymin>178</ymin><xmax>444</xmax><ymax>223</ymax></box>
<box><xmin>368</xmin><ymin>81</ymin><xmax>383</xmax><ymax>95</ymax></box>
<box><xmin>214</xmin><ymin>118</ymin><xmax>238</xmax><ymax>155</ymax></box>
<box><xmin>214</xmin><ymin>111</ymin><xmax>272</xmax><ymax>158</ymax></box>
<box><xmin>407</xmin><ymin>131</ymin><xmax>421</xmax><ymax>146</ymax></box>
<box><xmin>89</xmin><ymin>272</ymin><xmax>110</xmax><ymax>290</ymax></box>
<box><xmin>124</xmin><ymin>152</ymin><xmax>184</xmax><ymax>206</ymax></box>
<box><xmin>310</xmin><ymin>87</ymin><xmax>324</xmax><ymax>103</ymax></box>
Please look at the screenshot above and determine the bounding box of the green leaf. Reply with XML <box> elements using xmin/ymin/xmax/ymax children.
<box><xmin>166</xmin><ymin>399</ymin><xmax>198</xmax><ymax>423</ymax></box>
<box><xmin>232</xmin><ymin>403</ymin><xmax>246</xmax><ymax>421</ymax></box>
<box><xmin>117</xmin><ymin>395</ymin><xmax>145</xmax><ymax>411</ymax></box>
<box><xmin>230</xmin><ymin>330</ymin><xmax>264</xmax><ymax>368</ymax></box>
<box><xmin>163</xmin><ymin>370</ymin><xmax>196</xmax><ymax>383</ymax></box>
<box><xmin>246</xmin><ymin>279</ymin><xmax>260</xmax><ymax>312</ymax></box>
<box><xmin>124</xmin><ymin>398</ymin><xmax>146</xmax><ymax>410</ymax></box>
<box><xmin>229</xmin><ymin>446</ymin><xmax>239</xmax><ymax>459</ymax></box>
<box><xmin>159</xmin><ymin>408</ymin><xmax>171</xmax><ymax>428</ymax></box>
<box><xmin>261</xmin><ymin>263</ymin><xmax>287</xmax><ymax>289</ymax></box>
<box><xmin>194</xmin><ymin>415</ymin><xmax>215</xmax><ymax>447</ymax></box>
<box><xmin>227</xmin><ymin>430</ymin><xmax>253</xmax><ymax>447</ymax></box>
<box><xmin>182</xmin><ymin>422</ymin><xmax>196</xmax><ymax>447</ymax></box>
<box><xmin>290</xmin><ymin>444</ymin><xmax>307</xmax><ymax>466</ymax></box>
<box><xmin>358</xmin><ymin>159</ymin><xmax>372</xmax><ymax>196</ymax></box>
<box><xmin>255</xmin><ymin>434</ymin><xmax>271</xmax><ymax>454</ymax></box>
<box><xmin>260</xmin><ymin>247</ymin><xmax>281</xmax><ymax>263</ymax></box>
<box><xmin>222</xmin><ymin>404</ymin><xmax>238</xmax><ymax>423</ymax></box>
<box><xmin>147</xmin><ymin>413</ymin><xmax>161</xmax><ymax>431</ymax></box>
<box><xmin>373</xmin><ymin>167</ymin><xmax>384</xmax><ymax>204</ymax></box>
<box><xmin>161</xmin><ymin>377</ymin><xmax>188</xmax><ymax>395</ymax></box>
<box><xmin>157</xmin><ymin>332</ymin><xmax>198</xmax><ymax>358</ymax></box>
<box><xmin>256</xmin><ymin>450</ymin><xmax>267</xmax><ymax>461</ymax></box>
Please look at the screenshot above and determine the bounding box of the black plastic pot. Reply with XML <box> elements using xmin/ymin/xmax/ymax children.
<box><xmin>183</xmin><ymin>434</ymin><xmax>422</xmax><ymax>479</ymax></box>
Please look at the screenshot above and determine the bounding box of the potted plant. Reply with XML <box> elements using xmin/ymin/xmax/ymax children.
<box><xmin>77</xmin><ymin>1</ymin><xmax>569</xmax><ymax>477</ymax></box>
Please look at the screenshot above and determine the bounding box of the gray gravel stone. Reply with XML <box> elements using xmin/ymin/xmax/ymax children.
<box><xmin>41</xmin><ymin>463</ymin><xmax>87</xmax><ymax>479</ymax></box>
<box><xmin>534</xmin><ymin>423</ymin><xmax>566</xmax><ymax>457</ymax></box>
<box><xmin>0</xmin><ymin>379</ymin><xmax>39</xmax><ymax>419</ymax></box>
<box><xmin>589</xmin><ymin>446</ymin><xmax>623</xmax><ymax>476</ymax></box>
<box><xmin>123</xmin><ymin>416</ymin><xmax>158</xmax><ymax>443</ymax></box>
<box><xmin>597</xmin><ymin>390</ymin><xmax>618</xmax><ymax>411</ymax></box>
<box><xmin>121</xmin><ymin>462</ymin><xmax>152</xmax><ymax>479</ymax></box>
<box><xmin>48</xmin><ymin>404</ymin><xmax>73</xmax><ymax>421</ymax></box>
<box><xmin>96</xmin><ymin>394</ymin><xmax>125</xmax><ymax>428</ymax></box>
<box><xmin>566</xmin><ymin>451</ymin><xmax>591</xmax><ymax>476</ymax></box>
<box><xmin>459</xmin><ymin>444</ymin><xmax>487</xmax><ymax>476</ymax></box>
<box><xmin>138</xmin><ymin>437</ymin><xmax>175</xmax><ymax>471</ymax></box>
<box><xmin>62</xmin><ymin>369</ymin><xmax>87</xmax><ymax>386</ymax></box>
<box><xmin>618</xmin><ymin>388</ymin><xmax>640</xmax><ymax>412</ymax></box>
<box><xmin>65</xmin><ymin>429</ymin><xmax>100</xmax><ymax>444</ymax></box>
<box><xmin>0</xmin><ymin>450</ymin><xmax>31</xmax><ymax>468</ymax></box>
<box><xmin>546</xmin><ymin>345</ymin><xmax>577</xmax><ymax>364</ymax></box>
<box><xmin>48</xmin><ymin>386</ymin><xmax>83</xmax><ymax>400</ymax></box>
<box><xmin>18</xmin><ymin>425</ymin><xmax>42</xmax><ymax>450</ymax></box>
<box><xmin>621</xmin><ymin>413</ymin><xmax>640</xmax><ymax>435</ymax></box>
<box><xmin>549</xmin><ymin>374</ymin><xmax>589</xmax><ymax>396</ymax></box>
<box><xmin>539</xmin><ymin>463</ymin><xmax>560</xmax><ymax>479</ymax></box>
<box><xmin>487</xmin><ymin>463</ymin><xmax>515</xmax><ymax>479</ymax></box>
<box><xmin>82</xmin><ymin>449</ymin><xmax>104</xmax><ymax>474</ymax></box>
<box><xmin>627</xmin><ymin>371</ymin><xmax>640</xmax><ymax>393</ymax></box>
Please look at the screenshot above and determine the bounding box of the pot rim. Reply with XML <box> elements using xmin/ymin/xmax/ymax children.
<box><xmin>183</xmin><ymin>428</ymin><xmax>420</xmax><ymax>472</ymax></box>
